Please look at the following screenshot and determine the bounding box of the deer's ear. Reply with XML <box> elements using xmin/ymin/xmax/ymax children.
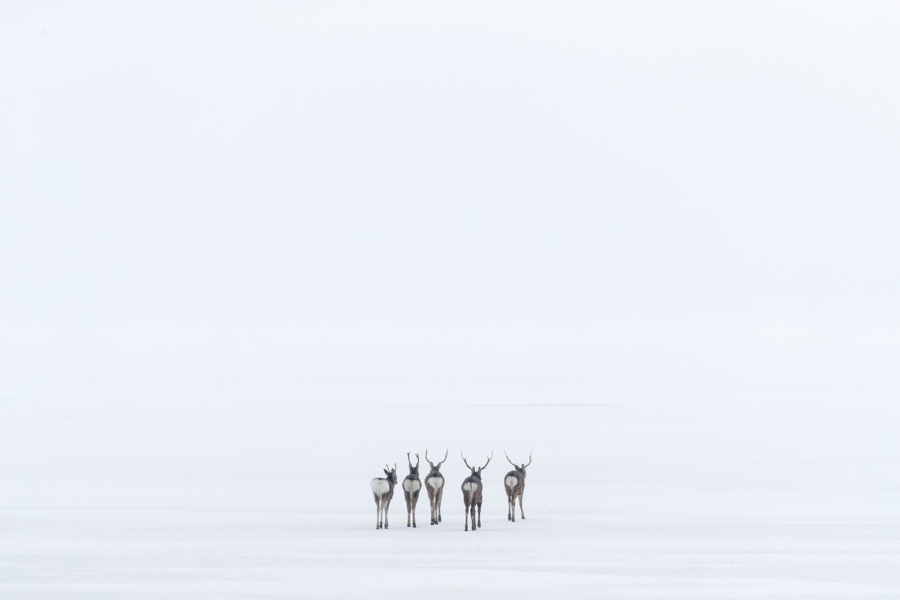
<box><xmin>384</xmin><ymin>469</ymin><xmax>390</xmax><ymax>476</ymax></box>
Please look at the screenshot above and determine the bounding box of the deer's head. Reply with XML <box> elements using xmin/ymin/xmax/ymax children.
<box><xmin>461</xmin><ymin>451</ymin><xmax>493</xmax><ymax>480</ymax></box>
<box><xmin>383</xmin><ymin>464</ymin><xmax>397</xmax><ymax>484</ymax></box>
<box><xmin>505</xmin><ymin>451</ymin><xmax>532</xmax><ymax>478</ymax></box>
<box><xmin>406</xmin><ymin>452</ymin><xmax>420</xmax><ymax>477</ymax></box>
<box><xmin>425</xmin><ymin>448</ymin><xmax>448</xmax><ymax>476</ymax></box>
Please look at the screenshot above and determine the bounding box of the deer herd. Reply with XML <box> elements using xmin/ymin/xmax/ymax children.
<box><xmin>369</xmin><ymin>449</ymin><xmax>532</xmax><ymax>531</ymax></box>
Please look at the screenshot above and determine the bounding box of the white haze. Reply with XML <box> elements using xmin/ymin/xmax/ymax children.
<box><xmin>2</xmin><ymin>2</ymin><xmax>899</xmax><ymax>381</ymax></box>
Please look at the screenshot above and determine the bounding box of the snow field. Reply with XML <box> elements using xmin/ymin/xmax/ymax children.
<box><xmin>1</xmin><ymin>377</ymin><xmax>898</xmax><ymax>599</ymax></box>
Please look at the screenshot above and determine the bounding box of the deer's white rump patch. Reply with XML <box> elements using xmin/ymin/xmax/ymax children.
<box><xmin>371</xmin><ymin>479</ymin><xmax>391</xmax><ymax>497</ymax></box>
<box><xmin>402</xmin><ymin>479</ymin><xmax>421</xmax><ymax>493</ymax></box>
<box><xmin>426</xmin><ymin>476</ymin><xmax>443</xmax><ymax>490</ymax></box>
<box><xmin>505</xmin><ymin>475</ymin><xmax>519</xmax><ymax>489</ymax></box>
<box><xmin>462</xmin><ymin>482</ymin><xmax>478</xmax><ymax>493</ymax></box>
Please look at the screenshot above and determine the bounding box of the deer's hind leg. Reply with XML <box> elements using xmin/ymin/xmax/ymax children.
<box><xmin>411</xmin><ymin>491</ymin><xmax>419</xmax><ymax>527</ymax></box>
<box><xmin>518</xmin><ymin>492</ymin><xmax>525</xmax><ymax>519</ymax></box>
<box><xmin>405</xmin><ymin>492</ymin><xmax>412</xmax><ymax>527</ymax></box>
<box><xmin>476</xmin><ymin>498</ymin><xmax>482</xmax><ymax>528</ymax></box>
<box><xmin>436</xmin><ymin>487</ymin><xmax>443</xmax><ymax>523</ymax></box>
<box><xmin>374</xmin><ymin>495</ymin><xmax>382</xmax><ymax>529</ymax></box>
<box><xmin>463</xmin><ymin>495</ymin><xmax>470</xmax><ymax>531</ymax></box>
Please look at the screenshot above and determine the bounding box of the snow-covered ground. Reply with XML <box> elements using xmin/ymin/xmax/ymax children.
<box><xmin>2</xmin><ymin>375</ymin><xmax>897</xmax><ymax>599</ymax></box>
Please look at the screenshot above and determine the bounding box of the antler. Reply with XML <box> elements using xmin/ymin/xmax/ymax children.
<box><xmin>414</xmin><ymin>452</ymin><xmax>420</xmax><ymax>468</ymax></box>
<box><xmin>427</xmin><ymin>449</ymin><xmax>448</xmax><ymax>468</ymax></box>
<box><xmin>461</xmin><ymin>450</ymin><xmax>473</xmax><ymax>470</ymax></box>
<box><xmin>505</xmin><ymin>450</ymin><xmax>532</xmax><ymax>468</ymax></box>
<box><xmin>407</xmin><ymin>452</ymin><xmax>414</xmax><ymax>469</ymax></box>
<box><xmin>482</xmin><ymin>451</ymin><xmax>493</xmax><ymax>469</ymax></box>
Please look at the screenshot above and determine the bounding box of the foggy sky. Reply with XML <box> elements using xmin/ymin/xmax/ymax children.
<box><xmin>2</xmin><ymin>2</ymin><xmax>898</xmax><ymax>380</ymax></box>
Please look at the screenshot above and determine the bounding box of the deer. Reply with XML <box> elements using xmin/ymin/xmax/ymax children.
<box><xmin>401</xmin><ymin>452</ymin><xmax>422</xmax><ymax>527</ymax></box>
<box><xmin>460</xmin><ymin>451</ymin><xmax>492</xmax><ymax>531</ymax></box>
<box><xmin>370</xmin><ymin>463</ymin><xmax>397</xmax><ymax>530</ymax></box>
<box><xmin>423</xmin><ymin>449</ymin><xmax>448</xmax><ymax>525</ymax></box>
<box><xmin>503</xmin><ymin>451</ymin><xmax>531</xmax><ymax>522</ymax></box>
